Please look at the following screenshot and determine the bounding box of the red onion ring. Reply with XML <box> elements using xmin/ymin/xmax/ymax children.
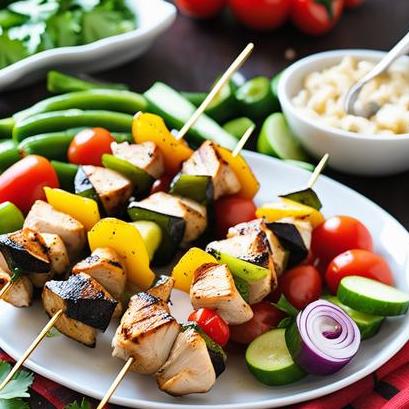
<box><xmin>286</xmin><ymin>299</ymin><xmax>360</xmax><ymax>375</ymax></box>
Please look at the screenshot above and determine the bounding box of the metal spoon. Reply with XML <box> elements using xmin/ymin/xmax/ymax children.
<box><xmin>344</xmin><ymin>31</ymin><xmax>409</xmax><ymax>118</ymax></box>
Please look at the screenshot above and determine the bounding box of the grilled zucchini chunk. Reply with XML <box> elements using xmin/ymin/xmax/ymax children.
<box><xmin>76</xmin><ymin>165</ymin><xmax>133</xmax><ymax>215</ymax></box>
<box><xmin>111</xmin><ymin>141</ymin><xmax>164</xmax><ymax>179</ymax></box>
<box><xmin>112</xmin><ymin>291</ymin><xmax>180</xmax><ymax>374</ymax></box>
<box><xmin>72</xmin><ymin>247</ymin><xmax>126</xmax><ymax>300</ymax></box>
<box><xmin>190</xmin><ymin>262</ymin><xmax>253</xmax><ymax>325</ymax></box>
<box><xmin>148</xmin><ymin>275</ymin><xmax>175</xmax><ymax>303</ymax></box>
<box><xmin>228</xmin><ymin>218</ymin><xmax>288</xmax><ymax>275</ymax></box>
<box><xmin>181</xmin><ymin>140</ymin><xmax>241</xmax><ymax>200</ymax></box>
<box><xmin>42</xmin><ymin>273</ymin><xmax>117</xmax><ymax>347</ymax></box>
<box><xmin>0</xmin><ymin>228</ymin><xmax>50</xmax><ymax>277</ymax></box>
<box><xmin>30</xmin><ymin>233</ymin><xmax>70</xmax><ymax>288</ymax></box>
<box><xmin>0</xmin><ymin>270</ymin><xmax>33</xmax><ymax>308</ymax></box>
<box><xmin>156</xmin><ymin>325</ymin><xmax>219</xmax><ymax>396</ymax></box>
<box><xmin>24</xmin><ymin>200</ymin><xmax>86</xmax><ymax>256</ymax></box>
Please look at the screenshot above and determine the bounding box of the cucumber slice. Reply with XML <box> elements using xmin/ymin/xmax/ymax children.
<box><xmin>236</xmin><ymin>76</ymin><xmax>277</xmax><ymax>120</ymax></box>
<box><xmin>130</xmin><ymin>221</ymin><xmax>162</xmax><ymax>261</ymax></box>
<box><xmin>338</xmin><ymin>276</ymin><xmax>409</xmax><ymax>316</ymax></box>
<box><xmin>284</xmin><ymin>159</ymin><xmax>314</xmax><ymax>172</ymax></box>
<box><xmin>246</xmin><ymin>329</ymin><xmax>305</xmax><ymax>386</ymax></box>
<box><xmin>181</xmin><ymin>91</ymin><xmax>207</xmax><ymax>107</ymax></box>
<box><xmin>144</xmin><ymin>82</ymin><xmax>237</xmax><ymax>149</ymax></box>
<box><xmin>280</xmin><ymin>188</ymin><xmax>322</xmax><ymax>210</ymax></box>
<box><xmin>169</xmin><ymin>174</ymin><xmax>213</xmax><ymax>204</ymax></box>
<box><xmin>223</xmin><ymin>117</ymin><xmax>255</xmax><ymax>140</ymax></box>
<box><xmin>206</xmin><ymin>248</ymin><xmax>269</xmax><ymax>282</ymax></box>
<box><xmin>326</xmin><ymin>296</ymin><xmax>384</xmax><ymax>340</ymax></box>
<box><xmin>206</xmin><ymin>81</ymin><xmax>237</xmax><ymax>123</ymax></box>
<box><xmin>257</xmin><ymin>113</ymin><xmax>308</xmax><ymax>161</ymax></box>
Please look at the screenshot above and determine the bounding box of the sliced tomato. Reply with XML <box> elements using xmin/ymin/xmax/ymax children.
<box><xmin>326</xmin><ymin>249</ymin><xmax>393</xmax><ymax>294</ymax></box>
<box><xmin>0</xmin><ymin>155</ymin><xmax>59</xmax><ymax>214</ymax></box>
<box><xmin>68</xmin><ymin>128</ymin><xmax>114</xmax><ymax>166</ymax></box>
<box><xmin>188</xmin><ymin>308</ymin><xmax>230</xmax><ymax>346</ymax></box>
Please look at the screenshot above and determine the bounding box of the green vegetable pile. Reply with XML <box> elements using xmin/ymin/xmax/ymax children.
<box><xmin>0</xmin><ymin>0</ymin><xmax>137</xmax><ymax>69</ymax></box>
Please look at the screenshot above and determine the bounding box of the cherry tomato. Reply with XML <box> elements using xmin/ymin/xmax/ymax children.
<box><xmin>312</xmin><ymin>216</ymin><xmax>373</xmax><ymax>265</ymax></box>
<box><xmin>214</xmin><ymin>195</ymin><xmax>256</xmax><ymax>238</ymax></box>
<box><xmin>230</xmin><ymin>302</ymin><xmax>286</xmax><ymax>344</ymax></box>
<box><xmin>280</xmin><ymin>265</ymin><xmax>322</xmax><ymax>309</ymax></box>
<box><xmin>0</xmin><ymin>155</ymin><xmax>59</xmax><ymax>214</ymax></box>
<box><xmin>228</xmin><ymin>0</ymin><xmax>291</xmax><ymax>30</ymax></box>
<box><xmin>326</xmin><ymin>249</ymin><xmax>393</xmax><ymax>294</ymax></box>
<box><xmin>68</xmin><ymin>128</ymin><xmax>114</xmax><ymax>166</ymax></box>
<box><xmin>188</xmin><ymin>308</ymin><xmax>230</xmax><ymax>346</ymax></box>
<box><xmin>344</xmin><ymin>0</ymin><xmax>364</xmax><ymax>8</ymax></box>
<box><xmin>176</xmin><ymin>0</ymin><xmax>226</xmax><ymax>18</ymax></box>
<box><xmin>150</xmin><ymin>174</ymin><xmax>173</xmax><ymax>194</ymax></box>
<box><xmin>291</xmin><ymin>0</ymin><xmax>344</xmax><ymax>36</ymax></box>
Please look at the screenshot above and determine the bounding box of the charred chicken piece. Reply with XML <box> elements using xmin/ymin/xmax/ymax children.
<box><xmin>24</xmin><ymin>200</ymin><xmax>85</xmax><ymax>256</ymax></box>
<box><xmin>111</xmin><ymin>141</ymin><xmax>164</xmax><ymax>179</ymax></box>
<box><xmin>42</xmin><ymin>273</ymin><xmax>117</xmax><ymax>347</ymax></box>
<box><xmin>0</xmin><ymin>270</ymin><xmax>33</xmax><ymax>308</ymax></box>
<box><xmin>190</xmin><ymin>263</ymin><xmax>253</xmax><ymax>325</ymax></box>
<box><xmin>148</xmin><ymin>275</ymin><xmax>174</xmax><ymax>303</ymax></box>
<box><xmin>181</xmin><ymin>141</ymin><xmax>241</xmax><ymax>200</ymax></box>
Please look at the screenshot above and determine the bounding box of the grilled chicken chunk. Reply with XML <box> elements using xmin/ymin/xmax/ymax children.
<box><xmin>111</xmin><ymin>141</ymin><xmax>164</xmax><ymax>179</ymax></box>
<box><xmin>30</xmin><ymin>233</ymin><xmax>70</xmax><ymax>288</ymax></box>
<box><xmin>82</xmin><ymin>166</ymin><xmax>133</xmax><ymax>215</ymax></box>
<box><xmin>0</xmin><ymin>270</ymin><xmax>33</xmax><ymax>308</ymax></box>
<box><xmin>72</xmin><ymin>248</ymin><xmax>126</xmax><ymax>300</ymax></box>
<box><xmin>42</xmin><ymin>273</ymin><xmax>117</xmax><ymax>347</ymax></box>
<box><xmin>207</xmin><ymin>230</ymin><xmax>278</xmax><ymax>304</ymax></box>
<box><xmin>156</xmin><ymin>327</ymin><xmax>216</xmax><ymax>396</ymax></box>
<box><xmin>134</xmin><ymin>192</ymin><xmax>207</xmax><ymax>243</ymax></box>
<box><xmin>148</xmin><ymin>275</ymin><xmax>174</xmax><ymax>303</ymax></box>
<box><xmin>24</xmin><ymin>200</ymin><xmax>85</xmax><ymax>256</ymax></box>
<box><xmin>112</xmin><ymin>292</ymin><xmax>180</xmax><ymax>374</ymax></box>
<box><xmin>190</xmin><ymin>263</ymin><xmax>253</xmax><ymax>325</ymax></box>
<box><xmin>228</xmin><ymin>218</ymin><xmax>287</xmax><ymax>276</ymax></box>
<box><xmin>0</xmin><ymin>228</ymin><xmax>50</xmax><ymax>277</ymax></box>
<box><xmin>181</xmin><ymin>141</ymin><xmax>241</xmax><ymax>200</ymax></box>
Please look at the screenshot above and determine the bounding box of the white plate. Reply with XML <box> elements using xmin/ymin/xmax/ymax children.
<box><xmin>0</xmin><ymin>0</ymin><xmax>176</xmax><ymax>91</ymax></box>
<box><xmin>1</xmin><ymin>151</ymin><xmax>409</xmax><ymax>409</ymax></box>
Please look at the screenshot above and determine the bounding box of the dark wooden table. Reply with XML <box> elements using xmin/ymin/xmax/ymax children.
<box><xmin>1</xmin><ymin>0</ymin><xmax>408</xmax><ymax>406</ymax></box>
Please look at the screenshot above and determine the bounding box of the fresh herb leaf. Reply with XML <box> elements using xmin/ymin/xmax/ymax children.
<box><xmin>0</xmin><ymin>398</ymin><xmax>29</xmax><ymax>409</ymax></box>
<box><xmin>0</xmin><ymin>361</ymin><xmax>33</xmax><ymax>400</ymax></box>
<box><xmin>273</xmin><ymin>294</ymin><xmax>299</xmax><ymax>317</ymax></box>
<box><xmin>8</xmin><ymin>0</ymin><xmax>59</xmax><ymax>22</ymax></box>
<box><xmin>0</xmin><ymin>34</ymin><xmax>28</xmax><ymax>69</ymax></box>
<box><xmin>0</xmin><ymin>10</ymin><xmax>28</xmax><ymax>29</ymax></box>
<box><xmin>65</xmin><ymin>398</ymin><xmax>91</xmax><ymax>409</ymax></box>
<box><xmin>8</xmin><ymin>21</ymin><xmax>45</xmax><ymax>53</ymax></box>
<box><xmin>277</xmin><ymin>316</ymin><xmax>293</xmax><ymax>329</ymax></box>
<box><xmin>42</xmin><ymin>10</ymin><xmax>80</xmax><ymax>47</ymax></box>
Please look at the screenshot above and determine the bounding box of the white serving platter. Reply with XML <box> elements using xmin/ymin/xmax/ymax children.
<box><xmin>1</xmin><ymin>151</ymin><xmax>409</xmax><ymax>408</ymax></box>
<box><xmin>0</xmin><ymin>0</ymin><xmax>176</xmax><ymax>91</ymax></box>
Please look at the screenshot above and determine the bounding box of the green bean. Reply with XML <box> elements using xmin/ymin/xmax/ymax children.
<box><xmin>0</xmin><ymin>140</ymin><xmax>20</xmax><ymax>173</ymax></box>
<box><xmin>18</xmin><ymin>129</ymin><xmax>80</xmax><ymax>161</ymax></box>
<box><xmin>13</xmin><ymin>109</ymin><xmax>133</xmax><ymax>142</ymax></box>
<box><xmin>47</xmin><ymin>70</ymin><xmax>129</xmax><ymax>94</ymax></box>
<box><xmin>51</xmin><ymin>161</ymin><xmax>78</xmax><ymax>192</ymax></box>
<box><xmin>15</xmin><ymin>89</ymin><xmax>147</xmax><ymax>122</ymax></box>
<box><xmin>0</xmin><ymin>117</ymin><xmax>15</xmax><ymax>139</ymax></box>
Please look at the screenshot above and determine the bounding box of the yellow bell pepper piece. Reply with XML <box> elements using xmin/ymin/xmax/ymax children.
<box><xmin>171</xmin><ymin>247</ymin><xmax>217</xmax><ymax>293</ymax></box>
<box><xmin>132</xmin><ymin>112</ymin><xmax>193</xmax><ymax>175</ymax></box>
<box><xmin>256</xmin><ymin>198</ymin><xmax>324</xmax><ymax>228</ymax></box>
<box><xmin>216</xmin><ymin>146</ymin><xmax>260</xmax><ymax>199</ymax></box>
<box><xmin>88</xmin><ymin>218</ymin><xmax>155</xmax><ymax>290</ymax></box>
<box><xmin>44</xmin><ymin>187</ymin><xmax>100</xmax><ymax>231</ymax></box>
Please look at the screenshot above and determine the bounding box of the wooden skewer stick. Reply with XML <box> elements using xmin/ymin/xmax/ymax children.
<box><xmin>176</xmin><ymin>43</ymin><xmax>254</xmax><ymax>140</ymax></box>
<box><xmin>0</xmin><ymin>309</ymin><xmax>63</xmax><ymax>391</ymax></box>
<box><xmin>97</xmin><ymin>357</ymin><xmax>135</xmax><ymax>409</ymax></box>
<box><xmin>307</xmin><ymin>153</ymin><xmax>329</xmax><ymax>189</ymax></box>
<box><xmin>232</xmin><ymin>125</ymin><xmax>256</xmax><ymax>157</ymax></box>
<box><xmin>0</xmin><ymin>281</ymin><xmax>13</xmax><ymax>300</ymax></box>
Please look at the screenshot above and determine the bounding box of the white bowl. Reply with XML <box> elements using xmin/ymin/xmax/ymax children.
<box><xmin>278</xmin><ymin>49</ymin><xmax>409</xmax><ymax>176</ymax></box>
<box><xmin>0</xmin><ymin>0</ymin><xmax>176</xmax><ymax>92</ymax></box>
